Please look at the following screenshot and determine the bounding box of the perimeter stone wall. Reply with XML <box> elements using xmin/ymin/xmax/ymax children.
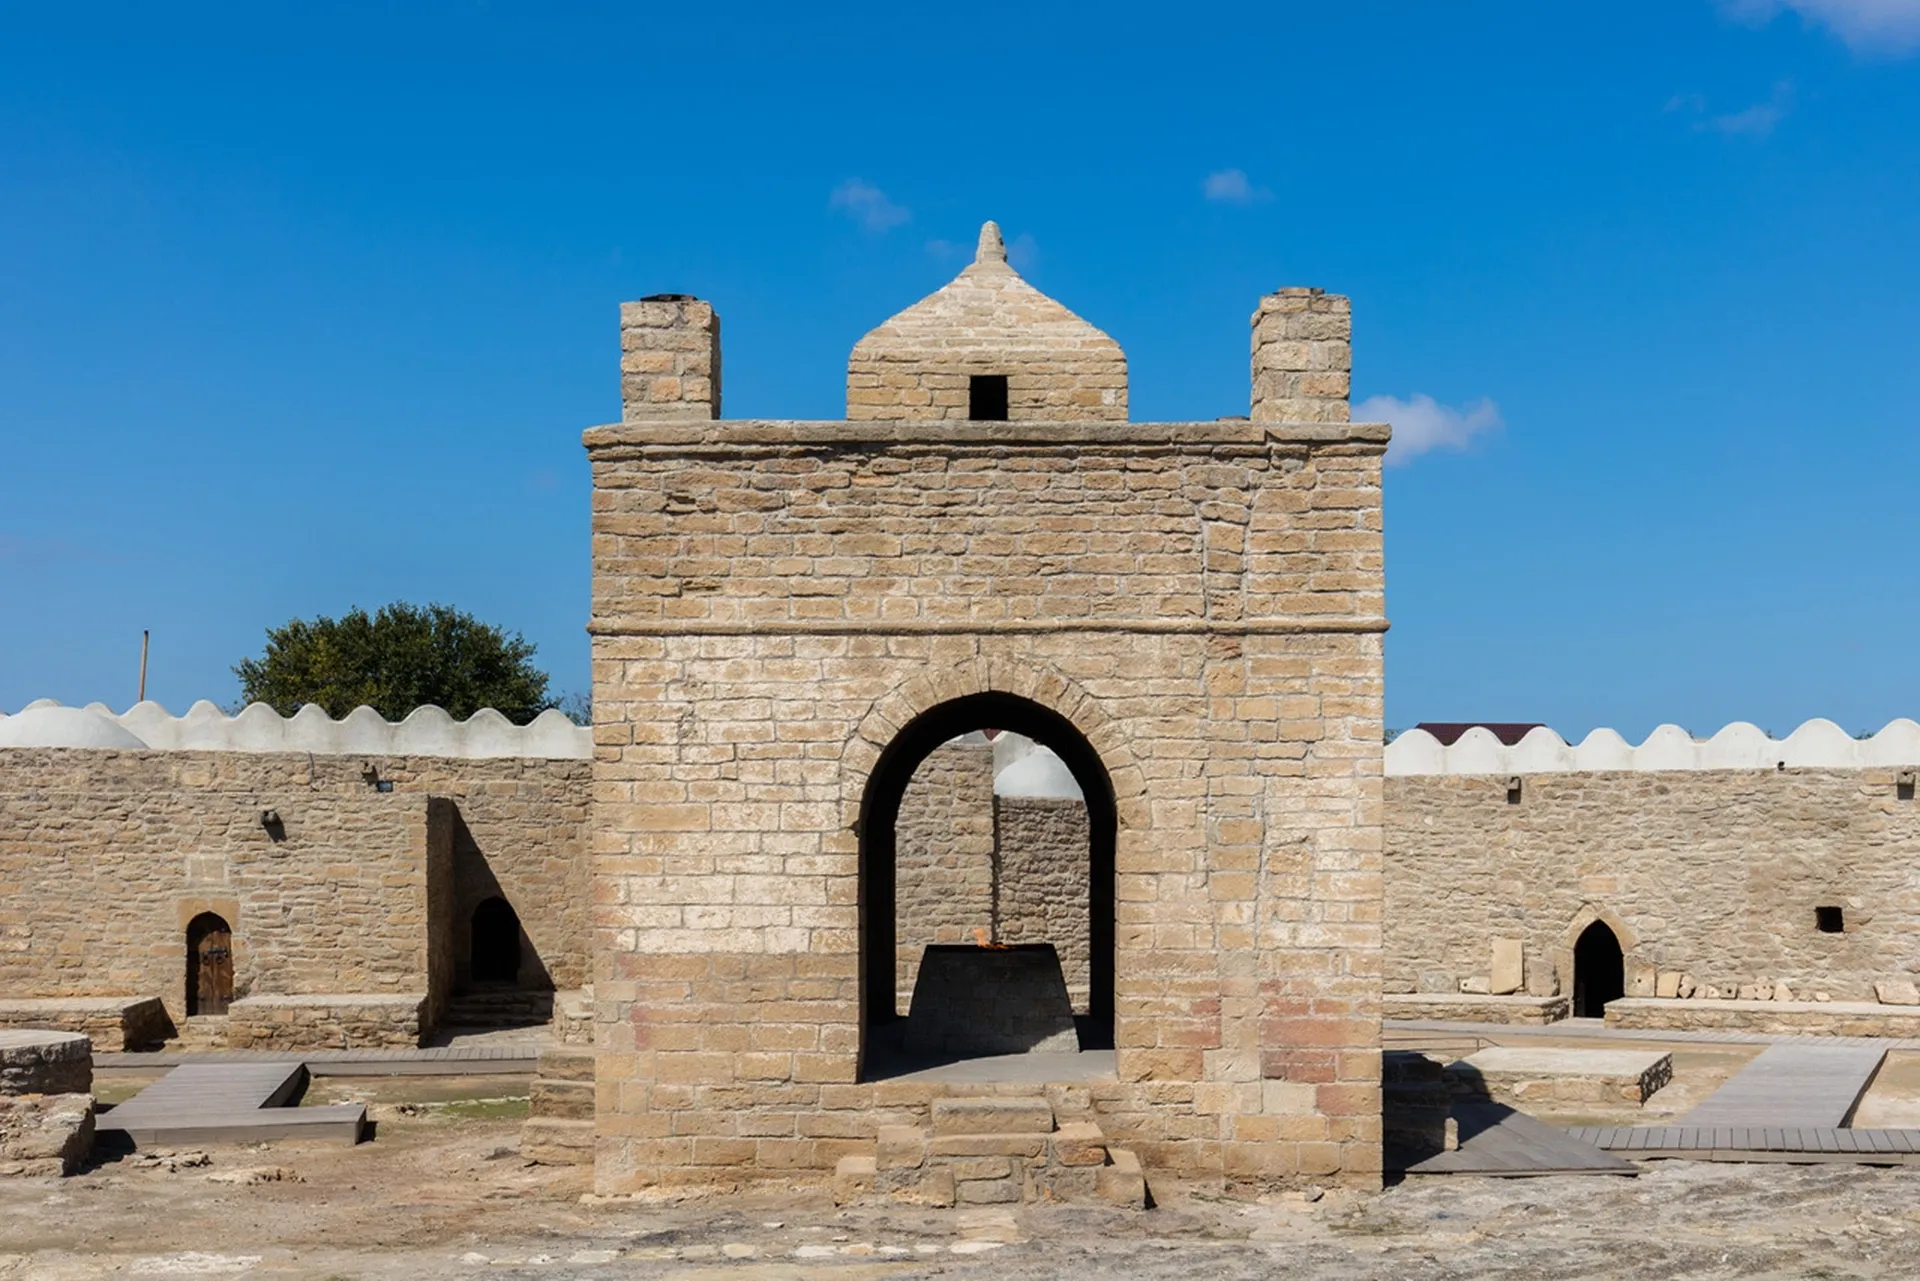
<box><xmin>586</xmin><ymin>393</ymin><xmax>1389</xmax><ymax>1193</ymax></box>
<box><xmin>0</xmin><ymin>749</ymin><xmax>590</xmax><ymax>1030</ymax></box>
<box><xmin>1384</xmin><ymin>769</ymin><xmax>1920</xmax><ymax>1004</ymax></box>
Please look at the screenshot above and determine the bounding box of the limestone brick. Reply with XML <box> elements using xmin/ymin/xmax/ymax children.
<box><xmin>846</xmin><ymin>223</ymin><xmax>1127</xmax><ymax>422</ymax></box>
<box><xmin>1251</xmin><ymin>289</ymin><xmax>1351</xmax><ymax>424</ymax></box>
<box><xmin>1385</xmin><ymin>770</ymin><xmax>1920</xmax><ymax>1004</ymax></box>
<box><xmin>622</xmin><ymin>296</ymin><xmax>720</xmax><ymax>421</ymax></box>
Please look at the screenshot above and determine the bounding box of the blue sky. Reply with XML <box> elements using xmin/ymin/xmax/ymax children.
<box><xmin>2</xmin><ymin>0</ymin><xmax>1917</xmax><ymax>740</ymax></box>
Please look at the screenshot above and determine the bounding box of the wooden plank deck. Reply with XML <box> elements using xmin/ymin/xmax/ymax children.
<box><xmin>1567</xmin><ymin>1125</ymin><xmax>1920</xmax><ymax>1164</ymax></box>
<box><xmin>1397</xmin><ymin>1102</ymin><xmax>1637</xmax><ymax>1177</ymax></box>
<box><xmin>1677</xmin><ymin>1042</ymin><xmax>1886</xmax><ymax>1128</ymax></box>
<box><xmin>96</xmin><ymin>1062</ymin><xmax>366</xmax><ymax>1146</ymax></box>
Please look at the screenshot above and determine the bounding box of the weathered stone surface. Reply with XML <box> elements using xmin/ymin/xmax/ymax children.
<box><xmin>1095</xmin><ymin>1148</ymin><xmax>1148</xmax><ymax>1208</ymax></box>
<box><xmin>0</xmin><ymin>1094</ymin><xmax>93</xmax><ymax>1177</ymax></box>
<box><xmin>1606</xmin><ymin>997</ymin><xmax>1920</xmax><ymax>1036</ymax></box>
<box><xmin>227</xmin><ymin>994</ymin><xmax>424</xmax><ymax>1050</ymax></box>
<box><xmin>520</xmin><ymin>1118</ymin><xmax>594</xmax><ymax>1166</ymax></box>
<box><xmin>0</xmin><ymin>1030</ymin><xmax>92</xmax><ymax>1097</ymax></box>
<box><xmin>1386</xmin><ymin>769</ymin><xmax>1920</xmax><ymax>1006</ymax></box>
<box><xmin>1875</xmin><ymin>980</ymin><xmax>1920</xmax><ymax>1006</ymax></box>
<box><xmin>0</xmin><ymin>998</ymin><xmax>169</xmax><ymax>1053</ymax></box>
<box><xmin>831</xmin><ymin>1154</ymin><xmax>876</xmax><ymax>1205</ymax></box>
<box><xmin>1489</xmin><ymin>938</ymin><xmax>1524</xmax><ymax>996</ymax></box>
<box><xmin>846</xmin><ymin>223</ymin><xmax>1127</xmax><ymax>422</ymax></box>
<box><xmin>931</xmin><ymin>1097</ymin><xmax>1054</xmax><ymax>1138</ymax></box>
<box><xmin>1454</xmin><ymin>1047</ymin><xmax>1672</xmax><ymax>1106</ymax></box>
<box><xmin>1383</xmin><ymin>994</ymin><xmax>1569</xmax><ymax>1025</ymax></box>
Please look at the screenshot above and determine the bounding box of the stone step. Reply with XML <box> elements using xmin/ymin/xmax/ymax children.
<box><xmin>930</xmin><ymin>1096</ymin><xmax>1054</xmax><ymax>1137</ymax></box>
<box><xmin>520</xmin><ymin>1117</ymin><xmax>594</xmax><ymax>1165</ymax></box>
<box><xmin>535</xmin><ymin>1046</ymin><xmax>595</xmax><ymax>1083</ymax></box>
<box><xmin>1095</xmin><ymin>1147</ymin><xmax>1147</xmax><ymax>1208</ymax></box>
<box><xmin>530</xmin><ymin>1078</ymin><xmax>594</xmax><ymax>1121</ymax></box>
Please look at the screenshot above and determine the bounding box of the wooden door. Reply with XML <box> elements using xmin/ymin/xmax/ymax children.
<box><xmin>187</xmin><ymin>914</ymin><xmax>234</xmax><ymax>1015</ymax></box>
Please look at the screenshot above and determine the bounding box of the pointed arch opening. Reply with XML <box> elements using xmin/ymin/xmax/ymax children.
<box><xmin>858</xmin><ymin>691</ymin><xmax>1117</xmax><ymax>1081</ymax></box>
<box><xmin>1572</xmin><ymin>919</ymin><xmax>1625</xmax><ymax>1018</ymax></box>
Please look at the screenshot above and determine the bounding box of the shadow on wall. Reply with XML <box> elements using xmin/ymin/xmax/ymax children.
<box><xmin>449</xmin><ymin>809</ymin><xmax>553</xmax><ymax>993</ymax></box>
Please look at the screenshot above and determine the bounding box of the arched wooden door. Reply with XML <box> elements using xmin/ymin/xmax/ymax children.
<box><xmin>186</xmin><ymin>912</ymin><xmax>234</xmax><ymax>1016</ymax></box>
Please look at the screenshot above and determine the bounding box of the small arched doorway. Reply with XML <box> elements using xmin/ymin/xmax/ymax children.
<box><xmin>1572</xmin><ymin>920</ymin><xmax>1625</xmax><ymax>1018</ymax></box>
<box><xmin>186</xmin><ymin>912</ymin><xmax>234</xmax><ymax>1016</ymax></box>
<box><xmin>858</xmin><ymin>691</ymin><xmax>1117</xmax><ymax>1079</ymax></box>
<box><xmin>470</xmin><ymin>897</ymin><xmax>522</xmax><ymax>984</ymax></box>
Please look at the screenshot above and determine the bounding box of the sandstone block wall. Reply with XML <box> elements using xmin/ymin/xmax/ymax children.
<box><xmin>587</xmin><ymin>408</ymin><xmax>1388</xmax><ymax>1194</ymax></box>
<box><xmin>893</xmin><ymin>741</ymin><xmax>996</xmax><ymax>1010</ymax></box>
<box><xmin>1384</xmin><ymin>769</ymin><xmax>1920</xmax><ymax>1004</ymax></box>
<box><xmin>846</xmin><ymin>224</ymin><xmax>1127</xmax><ymax>422</ymax></box>
<box><xmin>994</xmin><ymin>795</ymin><xmax>1092</xmax><ymax>1006</ymax></box>
<box><xmin>1251</xmin><ymin>289</ymin><xmax>1351</xmax><ymax>424</ymax></box>
<box><xmin>622</xmin><ymin>296</ymin><xmax>720</xmax><ymax>421</ymax></box>
<box><xmin>0</xmin><ymin>750</ymin><xmax>589</xmax><ymax>1030</ymax></box>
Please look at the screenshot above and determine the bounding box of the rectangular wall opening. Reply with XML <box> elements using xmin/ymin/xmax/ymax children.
<box><xmin>1815</xmin><ymin>905</ymin><xmax>1845</xmax><ymax>933</ymax></box>
<box><xmin>968</xmin><ymin>374</ymin><xmax>1009</xmax><ymax>421</ymax></box>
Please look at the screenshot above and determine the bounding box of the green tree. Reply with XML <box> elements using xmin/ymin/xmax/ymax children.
<box><xmin>233</xmin><ymin>602</ymin><xmax>556</xmax><ymax>724</ymax></box>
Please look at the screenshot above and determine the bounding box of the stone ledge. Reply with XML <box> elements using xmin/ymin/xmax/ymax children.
<box><xmin>226</xmin><ymin>994</ymin><xmax>426</xmax><ymax>1051</ymax></box>
<box><xmin>1385</xmin><ymin>994</ymin><xmax>1569</xmax><ymax>1026</ymax></box>
<box><xmin>0</xmin><ymin>1030</ymin><xmax>92</xmax><ymax>1097</ymax></box>
<box><xmin>584</xmin><ymin>418</ymin><xmax>1393</xmax><ymax>453</ymax></box>
<box><xmin>1605</xmin><ymin>998</ymin><xmax>1920</xmax><ymax>1037</ymax></box>
<box><xmin>0</xmin><ymin>998</ymin><xmax>170</xmax><ymax>1053</ymax></box>
<box><xmin>1453</xmin><ymin>1047</ymin><xmax>1673</xmax><ymax>1106</ymax></box>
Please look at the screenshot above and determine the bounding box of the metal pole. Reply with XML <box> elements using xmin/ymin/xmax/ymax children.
<box><xmin>138</xmin><ymin>630</ymin><xmax>149</xmax><ymax>704</ymax></box>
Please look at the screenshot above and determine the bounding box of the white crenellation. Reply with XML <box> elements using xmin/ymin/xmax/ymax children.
<box><xmin>1386</xmin><ymin>719</ymin><xmax>1920</xmax><ymax>776</ymax></box>
<box><xmin>0</xmin><ymin>700</ymin><xmax>592</xmax><ymax>760</ymax></box>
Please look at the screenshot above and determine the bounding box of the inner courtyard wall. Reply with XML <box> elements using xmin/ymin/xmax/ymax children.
<box><xmin>1385</xmin><ymin>767</ymin><xmax>1920</xmax><ymax>1002</ymax></box>
<box><xmin>0</xmin><ymin>748</ymin><xmax>592</xmax><ymax>1030</ymax></box>
<box><xmin>586</xmin><ymin>412</ymin><xmax>1388</xmax><ymax>1194</ymax></box>
<box><xmin>892</xmin><ymin>740</ymin><xmax>995</xmax><ymax>1011</ymax></box>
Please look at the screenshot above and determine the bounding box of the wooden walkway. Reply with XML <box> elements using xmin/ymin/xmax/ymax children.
<box><xmin>96</xmin><ymin>1062</ymin><xmax>366</xmax><ymax>1147</ymax></box>
<box><xmin>1677</xmin><ymin>1042</ymin><xmax>1885</xmax><ymax>1128</ymax></box>
<box><xmin>1397</xmin><ymin>1102</ymin><xmax>1637</xmax><ymax>1177</ymax></box>
<box><xmin>1568</xmin><ymin>1126</ymin><xmax>1920</xmax><ymax>1163</ymax></box>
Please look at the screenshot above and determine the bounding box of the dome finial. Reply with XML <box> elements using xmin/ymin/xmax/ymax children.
<box><xmin>975</xmin><ymin>221</ymin><xmax>1007</xmax><ymax>266</ymax></box>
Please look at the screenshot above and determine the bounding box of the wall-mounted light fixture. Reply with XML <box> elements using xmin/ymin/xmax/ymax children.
<box><xmin>260</xmin><ymin>809</ymin><xmax>286</xmax><ymax>842</ymax></box>
<box><xmin>1506</xmin><ymin>775</ymin><xmax>1523</xmax><ymax>804</ymax></box>
<box><xmin>1899</xmin><ymin>768</ymin><xmax>1916</xmax><ymax>801</ymax></box>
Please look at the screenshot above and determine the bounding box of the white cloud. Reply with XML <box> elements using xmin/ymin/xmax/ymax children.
<box><xmin>1203</xmin><ymin>168</ymin><xmax>1270</xmax><ymax>204</ymax></box>
<box><xmin>1719</xmin><ymin>0</ymin><xmax>1920</xmax><ymax>56</ymax></box>
<box><xmin>1357</xmin><ymin>394</ymin><xmax>1504</xmax><ymax>465</ymax></box>
<box><xmin>1707</xmin><ymin>80</ymin><xmax>1796</xmax><ymax>135</ymax></box>
<box><xmin>829</xmin><ymin>179</ymin><xmax>910</xmax><ymax>232</ymax></box>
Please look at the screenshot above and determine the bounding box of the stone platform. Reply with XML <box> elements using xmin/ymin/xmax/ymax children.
<box><xmin>0</xmin><ymin>1030</ymin><xmax>96</xmax><ymax>1177</ymax></box>
<box><xmin>903</xmin><ymin>944</ymin><xmax>1078</xmax><ymax>1058</ymax></box>
<box><xmin>226</xmin><ymin>993</ymin><xmax>426</xmax><ymax>1050</ymax></box>
<box><xmin>1385</xmin><ymin>994</ymin><xmax>1569</xmax><ymax>1026</ymax></box>
<box><xmin>1453</xmin><ymin>1047</ymin><xmax>1673</xmax><ymax>1107</ymax></box>
<box><xmin>1605</xmin><ymin>999</ymin><xmax>1920</xmax><ymax>1038</ymax></box>
<box><xmin>0</xmin><ymin>1030</ymin><xmax>93</xmax><ymax>1096</ymax></box>
<box><xmin>0</xmin><ymin>998</ymin><xmax>170</xmax><ymax>1052</ymax></box>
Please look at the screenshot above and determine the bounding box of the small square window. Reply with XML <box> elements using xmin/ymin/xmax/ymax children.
<box><xmin>969</xmin><ymin>374</ymin><xmax>1009</xmax><ymax>421</ymax></box>
<box><xmin>1815</xmin><ymin>905</ymin><xmax>1845</xmax><ymax>933</ymax></box>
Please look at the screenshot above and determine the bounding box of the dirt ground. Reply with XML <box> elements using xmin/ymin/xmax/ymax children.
<box><xmin>7</xmin><ymin>1054</ymin><xmax>1920</xmax><ymax>1280</ymax></box>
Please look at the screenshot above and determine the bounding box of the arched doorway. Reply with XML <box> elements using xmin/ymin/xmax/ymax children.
<box><xmin>469</xmin><ymin>897</ymin><xmax>522</xmax><ymax>984</ymax></box>
<box><xmin>1572</xmin><ymin>919</ymin><xmax>1624</xmax><ymax>1018</ymax></box>
<box><xmin>186</xmin><ymin>912</ymin><xmax>233</xmax><ymax>1016</ymax></box>
<box><xmin>858</xmin><ymin>691</ymin><xmax>1116</xmax><ymax>1079</ymax></box>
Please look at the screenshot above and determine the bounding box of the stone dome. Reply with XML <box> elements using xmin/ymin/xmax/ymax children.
<box><xmin>0</xmin><ymin>705</ymin><xmax>149</xmax><ymax>749</ymax></box>
<box><xmin>846</xmin><ymin>222</ymin><xmax>1127</xmax><ymax>422</ymax></box>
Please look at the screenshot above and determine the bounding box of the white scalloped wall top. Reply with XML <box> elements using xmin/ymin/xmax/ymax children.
<box><xmin>0</xmin><ymin>699</ymin><xmax>592</xmax><ymax>760</ymax></box>
<box><xmin>1386</xmin><ymin>720</ymin><xmax>1920</xmax><ymax>776</ymax></box>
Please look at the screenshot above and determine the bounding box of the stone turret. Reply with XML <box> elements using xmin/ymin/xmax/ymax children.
<box><xmin>846</xmin><ymin>222</ymin><xmax>1127</xmax><ymax>421</ymax></box>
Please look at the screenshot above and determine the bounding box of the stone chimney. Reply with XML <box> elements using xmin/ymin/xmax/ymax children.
<box><xmin>620</xmin><ymin>294</ymin><xmax>721</xmax><ymax>421</ymax></box>
<box><xmin>1250</xmin><ymin>288</ymin><xmax>1350</xmax><ymax>423</ymax></box>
